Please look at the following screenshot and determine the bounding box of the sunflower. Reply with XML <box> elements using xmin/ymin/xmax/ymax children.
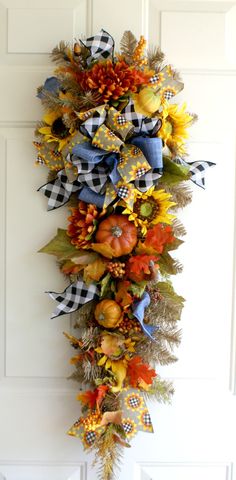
<box><xmin>157</xmin><ymin>103</ymin><xmax>194</xmax><ymax>156</ymax></box>
<box><xmin>122</xmin><ymin>187</ymin><xmax>176</xmax><ymax>235</ymax></box>
<box><xmin>38</xmin><ymin>111</ymin><xmax>74</xmax><ymax>151</ymax></box>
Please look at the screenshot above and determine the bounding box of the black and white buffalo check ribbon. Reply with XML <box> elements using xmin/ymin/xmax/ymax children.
<box><xmin>38</xmin><ymin>169</ymin><xmax>81</xmax><ymax>210</ymax></box>
<box><xmin>80</xmin><ymin>109</ymin><xmax>107</xmax><ymax>138</ymax></box>
<box><xmin>81</xmin><ymin>29</ymin><xmax>114</xmax><ymax>65</ymax></box>
<box><xmin>134</xmin><ymin>169</ymin><xmax>162</xmax><ymax>192</ymax></box>
<box><xmin>122</xmin><ymin>99</ymin><xmax>162</xmax><ymax>135</ymax></box>
<box><xmin>48</xmin><ymin>280</ymin><xmax>99</xmax><ymax>319</ymax></box>
<box><xmin>174</xmin><ymin>156</ymin><xmax>215</xmax><ymax>188</ymax></box>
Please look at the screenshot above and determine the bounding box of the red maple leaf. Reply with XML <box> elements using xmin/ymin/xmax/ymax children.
<box><xmin>77</xmin><ymin>385</ymin><xmax>109</xmax><ymax>410</ymax></box>
<box><xmin>145</xmin><ymin>224</ymin><xmax>175</xmax><ymax>253</ymax></box>
<box><xmin>127</xmin><ymin>255</ymin><xmax>158</xmax><ymax>282</ymax></box>
<box><xmin>115</xmin><ymin>280</ymin><xmax>133</xmax><ymax>308</ymax></box>
<box><xmin>127</xmin><ymin>356</ymin><xmax>156</xmax><ymax>387</ymax></box>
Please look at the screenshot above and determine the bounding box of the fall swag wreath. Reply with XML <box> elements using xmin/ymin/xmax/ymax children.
<box><xmin>34</xmin><ymin>30</ymin><xmax>214</xmax><ymax>479</ymax></box>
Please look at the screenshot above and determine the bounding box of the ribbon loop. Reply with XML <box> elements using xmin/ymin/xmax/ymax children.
<box><xmin>80</xmin><ymin>29</ymin><xmax>114</xmax><ymax>65</ymax></box>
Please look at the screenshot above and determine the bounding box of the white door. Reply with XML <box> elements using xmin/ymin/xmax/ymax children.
<box><xmin>1</xmin><ymin>1</ymin><xmax>236</xmax><ymax>479</ymax></box>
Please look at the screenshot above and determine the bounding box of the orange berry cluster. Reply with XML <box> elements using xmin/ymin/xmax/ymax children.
<box><xmin>133</xmin><ymin>36</ymin><xmax>147</xmax><ymax>66</ymax></box>
<box><xmin>107</xmin><ymin>261</ymin><xmax>126</xmax><ymax>278</ymax></box>
<box><xmin>80</xmin><ymin>412</ymin><xmax>101</xmax><ymax>431</ymax></box>
<box><xmin>118</xmin><ymin>316</ymin><xmax>142</xmax><ymax>334</ymax></box>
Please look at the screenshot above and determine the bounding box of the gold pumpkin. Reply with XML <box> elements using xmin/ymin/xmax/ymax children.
<box><xmin>133</xmin><ymin>87</ymin><xmax>161</xmax><ymax>116</ymax></box>
<box><xmin>95</xmin><ymin>299</ymin><xmax>123</xmax><ymax>329</ymax></box>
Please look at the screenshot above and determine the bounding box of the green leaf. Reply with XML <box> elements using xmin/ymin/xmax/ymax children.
<box><xmin>161</xmin><ymin>156</ymin><xmax>190</xmax><ymax>185</ymax></box>
<box><xmin>130</xmin><ymin>281</ymin><xmax>147</xmax><ymax>298</ymax></box>
<box><xmin>157</xmin><ymin>281</ymin><xmax>185</xmax><ymax>305</ymax></box>
<box><xmin>38</xmin><ymin>228</ymin><xmax>78</xmax><ymax>260</ymax></box>
<box><xmin>159</xmin><ymin>252</ymin><xmax>183</xmax><ymax>276</ymax></box>
<box><xmin>100</xmin><ymin>273</ymin><xmax>112</xmax><ymax>298</ymax></box>
<box><xmin>164</xmin><ymin>237</ymin><xmax>184</xmax><ymax>252</ymax></box>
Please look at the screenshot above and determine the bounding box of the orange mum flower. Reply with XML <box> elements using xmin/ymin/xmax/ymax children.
<box><xmin>67</xmin><ymin>201</ymin><xmax>100</xmax><ymax>249</ymax></box>
<box><xmin>78</xmin><ymin>59</ymin><xmax>152</xmax><ymax>102</ymax></box>
<box><xmin>126</xmin><ymin>254</ymin><xmax>158</xmax><ymax>283</ymax></box>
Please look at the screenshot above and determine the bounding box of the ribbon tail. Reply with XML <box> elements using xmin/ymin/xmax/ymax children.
<box><xmin>47</xmin><ymin>280</ymin><xmax>99</xmax><ymax>318</ymax></box>
<box><xmin>132</xmin><ymin>292</ymin><xmax>159</xmax><ymax>341</ymax></box>
<box><xmin>174</xmin><ymin>157</ymin><xmax>215</xmax><ymax>189</ymax></box>
<box><xmin>38</xmin><ymin>170</ymin><xmax>81</xmax><ymax>210</ymax></box>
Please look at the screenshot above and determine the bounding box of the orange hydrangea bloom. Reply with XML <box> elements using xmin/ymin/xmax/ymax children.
<box><xmin>78</xmin><ymin>59</ymin><xmax>153</xmax><ymax>102</ymax></box>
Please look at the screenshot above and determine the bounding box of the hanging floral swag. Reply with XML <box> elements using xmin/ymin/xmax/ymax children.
<box><xmin>34</xmin><ymin>30</ymin><xmax>214</xmax><ymax>479</ymax></box>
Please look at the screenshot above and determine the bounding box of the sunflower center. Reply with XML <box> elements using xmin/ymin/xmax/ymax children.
<box><xmin>134</xmin><ymin>198</ymin><xmax>159</xmax><ymax>221</ymax></box>
<box><xmin>51</xmin><ymin>118</ymin><xmax>70</xmax><ymax>139</ymax></box>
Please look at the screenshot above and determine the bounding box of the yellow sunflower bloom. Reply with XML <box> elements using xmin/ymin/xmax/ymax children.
<box><xmin>122</xmin><ymin>187</ymin><xmax>176</xmax><ymax>235</ymax></box>
<box><xmin>158</xmin><ymin>102</ymin><xmax>194</xmax><ymax>156</ymax></box>
<box><xmin>38</xmin><ymin>111</ymin><xmax>74</xmax><ymax>151</ymax></box>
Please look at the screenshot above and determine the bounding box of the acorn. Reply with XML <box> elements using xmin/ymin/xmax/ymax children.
<box><xmin>74</xmin><ymin>43</ymin><xmax>81</xmax><ymax>55</ymax></box>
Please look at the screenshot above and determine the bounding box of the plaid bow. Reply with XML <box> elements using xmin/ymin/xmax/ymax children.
<box><xmin>81</xmin><ymin>29</ymin><xmax>114</xmax><ymax>65</ymax></box>
<box><xmin>174</xmin><ymin>157</ymin><xmax>215</xmax><ymax>188</ymax></box>
<box><xmin>47</xmin><ymin>279</ymin><xmax>99</xmax><ymax>319</ymax></box>
<box><xmin>39</xmin><ymin>106</ymin><xmax>164</xmax><ymax>210</ymax></box>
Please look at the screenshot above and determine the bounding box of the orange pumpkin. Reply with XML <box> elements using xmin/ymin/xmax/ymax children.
<box><xmin>95</xmin><ymin>299</ymin><xmax>123</xmax><ymax>329</ymax></box>
<box><xmin>95</xmin><ymin>214</ymin><xmax>137</xmax><ymax>257</ymax></box>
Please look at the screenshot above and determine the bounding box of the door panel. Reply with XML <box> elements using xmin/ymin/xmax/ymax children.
<box><xmin>0</xmin><ymin>1</ymin><xmax>236</xmax><ymax>479</ymax></box>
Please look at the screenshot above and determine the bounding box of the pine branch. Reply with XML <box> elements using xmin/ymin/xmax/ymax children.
<box><xmin>136</xmin><ymin>337</ymin><xmax>178</xmax><ymax>366</ymax></box>
<box><xmin>143</xmin><ymin>377</ymin><xmax>174</xmax><ymax>403</ymax></box>
<box><xmin>120</xmin><ymin>31</ymin><xmax>137</xmax><ymax>63</ymax></box>
<box><xmin>93</xmin><ymin>425</ymin><xmax>124</xmax><ymax>480</ymax></box>
<box><xmin>157</xmin><ymin>327</ymin><xmax>182</xmax><ymax>348</ymax></box>
<box><xmin>154</xmin><ymin>345</ymin><xmax>178</xmax><ymax>365</ymax></box>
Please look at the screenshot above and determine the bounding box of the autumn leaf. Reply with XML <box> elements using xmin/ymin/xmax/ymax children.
<box><xmin>100</xmin><ymin>273</ymin><xmax>112</xmax><ymax>298</ymax></box>
<box><xmin>72</xmin><ymin>251</ymin><xmax>98</xmax><ymax>264</ymax></box>
<box><xmin>136</xmin><ymin>224</ymin><xmax>175</xmax><ymax>256</ymax></box>
<box><xmin>127</xmin><ymin>356</ymin><xmax>156</xmax><ymax>387</ymax></box>
<box><xmin>39</xmin><ymin>228</ymin><xmax>77</xmax><ymax>260</ymax></box>
<box><xmin>129</xmin><ymin>281</ymin><xmax>147</xmax><ymax>299</ymax></box>
<box><xmin>83</xmin><ymin>257</ymin><xmax>107</xmax><ymax>283</ymax></box>
<box><xmin>77</xmin><ymin>385</ymin><xmax>109</xmax><ymax>410</ymax></box>
<box><xmin>77</xmin><ymin>389</ymin><xmax>98</xmax><ymax>409</ymax></box>
<box><xmin>111</xmin><ymin>360</ymin><xmax>127</xmax><ymax>392</ymax></box>
<box><xmin>115</xmin><ymin>281</ymin><xmax>133</xmax><ymax>309</ymax></box>
<box><xmin>61</xmin><ymin>260</ymin><xmax>84</xmax><ymax>275</ymax></box>
<box><xmin>63</xmin><ymin>332</ymin><xmax>82</xmax><ymax>349</ymax></box>
<box><xmin>91</xmin><ymin>242</ymin><xmax>116</xmax><ymax>259</ymax></box>
<box><xmin>161</xmin><ymin>156</ymin><xmax>190</xmax><ymax>185</ymax></box>
<box><xmin>127</xmin><ymin>255</ymin><xmax>158</xmax><ymax>282</ymax></box>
